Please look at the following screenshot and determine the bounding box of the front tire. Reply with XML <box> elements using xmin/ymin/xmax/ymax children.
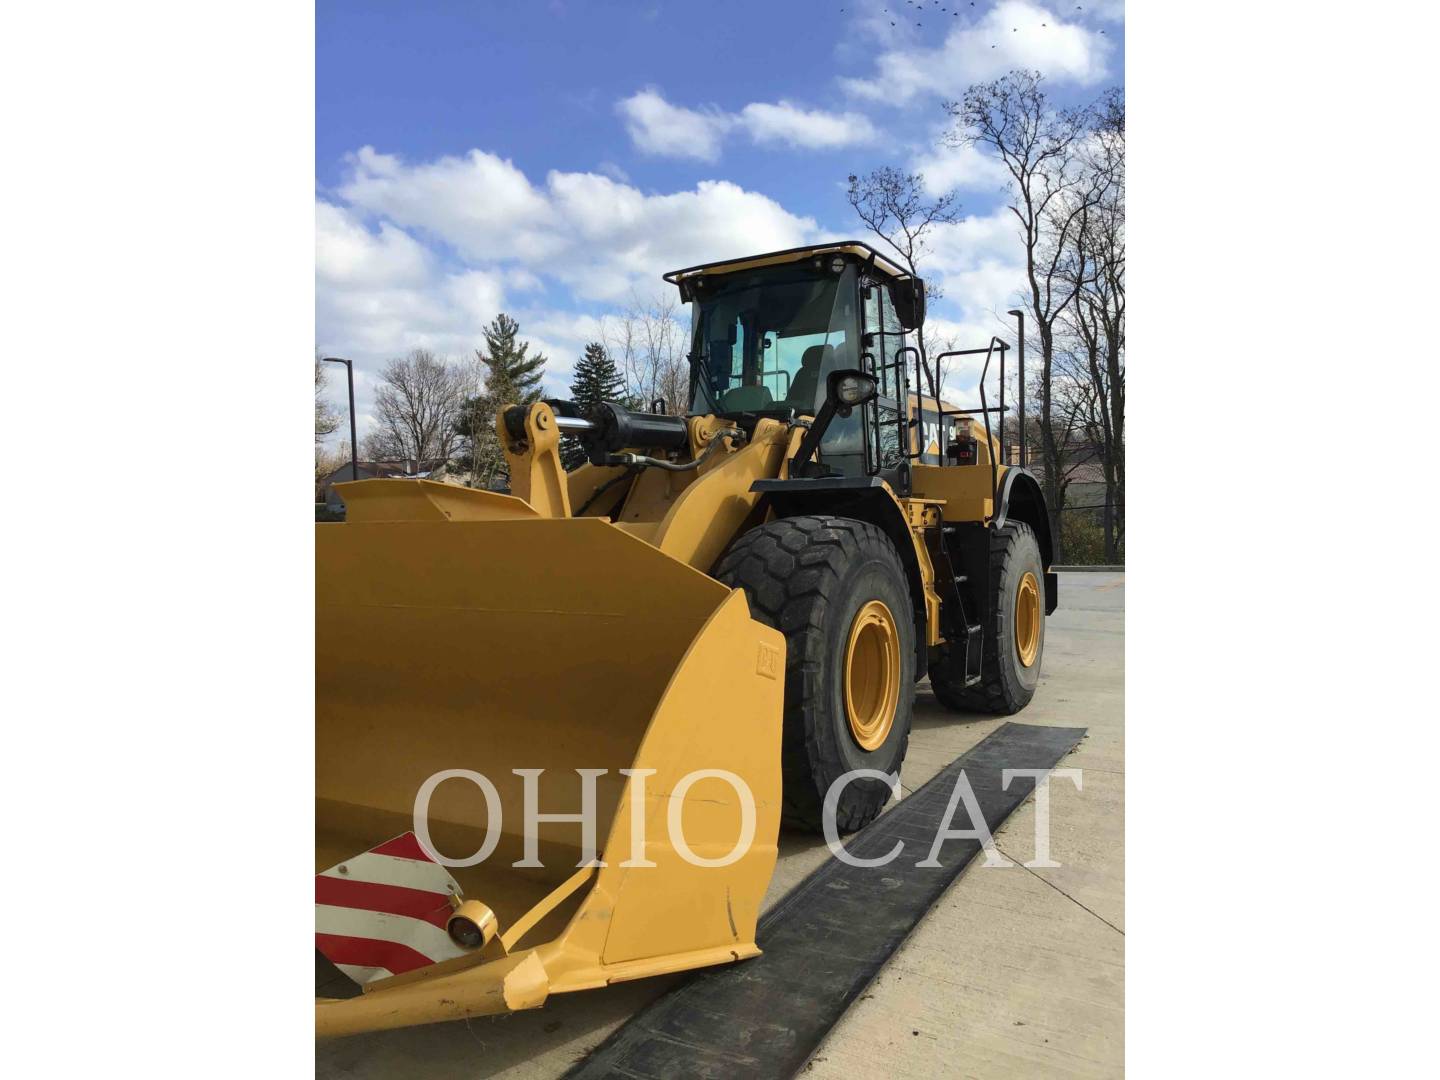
<box><xmin>715</xmin><ymin>515</ymin><xmax>915</xmax><ymax>834</ymax></box>
<box><xmin>929</xmin><ymin>521</ymin><xmax>1045</xmax><ymax>715</ymax></box>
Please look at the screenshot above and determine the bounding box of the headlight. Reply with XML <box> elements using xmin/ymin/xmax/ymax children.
<box><xmin>836</xmin><ymin>373</ymin><xmax>877</xmax><ymax>407</ymax></box>
<box><xmin>447</xmin><ymin>900</ymin><xmax>499</xmax><ymax>949</ymax></box>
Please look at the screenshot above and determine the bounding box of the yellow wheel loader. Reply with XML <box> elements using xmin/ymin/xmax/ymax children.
<box><xmin>315</xmin><ymin>242</ymin><xmax>1057</xmax><ymax>1036</ymax></box>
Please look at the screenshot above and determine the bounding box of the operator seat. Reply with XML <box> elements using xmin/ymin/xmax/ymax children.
<box><xmin>787</xmin><ymin>344</ymin><xmax>833</xmax><ymax>416</ymax></box>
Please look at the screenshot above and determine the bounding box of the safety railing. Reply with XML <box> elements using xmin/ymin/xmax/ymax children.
<box><xmin>923</xmin><ymin>338</ymin><xmax>1010</xmax><ymax>514</ymax></box>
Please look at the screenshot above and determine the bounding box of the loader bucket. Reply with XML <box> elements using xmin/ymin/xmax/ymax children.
<box><xmin>316</xmin><ymin>481</ymin><xmax>784</xmax><ymax>1037</ymax></box>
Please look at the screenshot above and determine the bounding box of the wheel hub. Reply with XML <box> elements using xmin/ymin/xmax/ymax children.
<box><xmin>1015</xmin><ymin>571</ymin><xmax>1041</xmax><ymax>668</ymax></box>
<box><xmin>844</xmin><ymin>599</ymin><xmax>901</xmax><ymax>751</ymax></box>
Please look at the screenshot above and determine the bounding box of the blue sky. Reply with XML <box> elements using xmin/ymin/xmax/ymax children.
<box><xmin>317</xmin><ymin>0</ymin><xmax>1125</xmax><ymax>444</ymax></box>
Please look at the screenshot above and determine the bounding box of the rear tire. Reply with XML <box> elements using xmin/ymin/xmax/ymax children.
<box><xmin>715</xmin><ymin>515</ymin><xmax>914</xmax><ymax>834</ymax></box>
<box><xmin>929</xmin><ymin>521</ymin><xmax>1045</xmax><ymax>715</ymax></box>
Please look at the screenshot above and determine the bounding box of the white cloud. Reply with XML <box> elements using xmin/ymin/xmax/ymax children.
<box><xmin>596</xmin><ymin>160</ymin><xmax>630</xmax><ymax>184</ymax></box>
<box><xmin>617</xmin><ymin>88</ymin><xmax>878</xmax><ymax>159</ymax></box>
<box><xmin>737</xmin><ymin>101</ymin><xmax>877</xmax><ymax>149</ymax></box>
<box><xmin>317</xmin><ymin>148</ymin><xmax>825</xmax><ymax>439</ymax></box>
<box><xmin>911</xmin><ymin>140</ymin><xmax>1013</xmax><ymax>197</ymax></box>
<box><xmin>543</xmin><ymin>172</ymin><xmax>819</xmax><ymax>299</ymax></box>
<box><xmin>318</xmin><ymin>147</ymin><xmax>1050</xmax><ymax>445</ymax></box>
<box><xmin>503</xmin><ymin>267</ymin><xmax>545</xmax><ymax>293</ymax></box>
<box><xmin>909</xmin><ymin>208</ymin><xmax>1038</xmax><ymax>405</ymax></box>
<box><xmin>316</xmin><ymin>200</ymin><xmax>508</xmax><ymax>367</ymax></box>
<box><xmin>338</xmin><ymin>146</ymin><xmax>562</xmax><ymax>261</ymax></box>
<box><xmin>337</xmin><ymin>146</ymin><xmax>820</xmax><ymax>303</ymax></box>
<box><xmin>616</xmin><ymin>88</ymin><xmax>733</xmax><ymax>162</ymax></box>
<box><xmin>519</xmin><ymin>310</ymin><xmax>616</xmax><ymax>383</ymax></box>
<box><xmin>841</xmin><ymin>1</ymin><xmax>1111</xmax><ymax>103</ymax></box>
<box><xmin>1088</xmin><ymin>1</ymin><xmax>1126</xmax><ymax>23</ymax></box>
<box><xmin>314</xmin><ymin>200</ymin><xmax>431</xmax><ymax>287</ymax></box>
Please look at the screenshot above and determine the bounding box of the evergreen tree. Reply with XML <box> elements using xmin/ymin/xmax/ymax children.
<box><xmin>480</xmin><ymin>313</ymin><xmax>546</xmax><ymax>404</ymax></box>
<box><xmin>561</xmin><ymin>342</ymin><xmax>626</xmax><ymax>470</ymax></box>
<box><xmin>451</xmin><ymin>313</ymin><xmax>549</xmax><ymax>489</ymax></box>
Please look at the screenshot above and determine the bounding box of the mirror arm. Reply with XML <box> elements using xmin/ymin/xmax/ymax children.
<box><xmin>787</xmin><ymin>369</ymin><xmax>877</xmax><ymax>478</ymax></box>
<box><xmin>789</xmin><ymin>399</ymin><xmax>841</xmax><ymax>475</ymax></box>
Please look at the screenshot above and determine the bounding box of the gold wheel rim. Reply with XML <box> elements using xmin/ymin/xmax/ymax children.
<box><xmin>844</xmin><ymin>599</ymin><xmax>901</xmax><ymax>751</ymax></box>
<box><xmin>1016</xmin><ymin>571</ymin><xmax>1041</xmax><ymax>668</ymax></box>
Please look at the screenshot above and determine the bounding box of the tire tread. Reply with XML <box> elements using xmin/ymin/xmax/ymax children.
<box><xmin>715</xmin><ymin>515</ymin><xmax>911</xmax><ymax>833</ymax></box>
<box><xmin>930</xmin><ymin>521</ymin><xmax>1041</xmax><ymax>715</ymax></box>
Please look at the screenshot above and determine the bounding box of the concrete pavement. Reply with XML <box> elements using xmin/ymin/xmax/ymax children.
<box><xmin>317</xmin><ymin>571</ymin><xmax>1125</xmax><ymax>1079</ymax></box>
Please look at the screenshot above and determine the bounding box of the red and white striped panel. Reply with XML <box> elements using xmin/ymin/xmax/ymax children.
<box><xmin>316</xmin><ymin>832</ymin><xmax>468</xmax><ymax>986</ymax></box>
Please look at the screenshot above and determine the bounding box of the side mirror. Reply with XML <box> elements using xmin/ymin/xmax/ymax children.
<box><xmin>891</xmin><ymin>278</ymin><xmax>926</xmax><ymax>330</ymax></box>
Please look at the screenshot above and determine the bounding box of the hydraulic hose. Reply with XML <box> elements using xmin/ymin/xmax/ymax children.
<box><xmin>606</xmin><ymin>428</ymin><xmax>745</xmax><ymax>471</ymax></box>
<box><xmin>573</xmin><ymin>465</ymin><xmax>637</xmax><ymax>518</ymax></box>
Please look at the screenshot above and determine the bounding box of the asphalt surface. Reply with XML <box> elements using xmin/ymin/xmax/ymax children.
<box><xmin>317</xmin><ymin>571</ymin><xmax>1125</xmax><ymax>1079</ymax></box>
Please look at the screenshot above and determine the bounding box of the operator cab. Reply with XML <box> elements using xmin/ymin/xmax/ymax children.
<box><xmin>666</xmin><ymin>242</ymin><xmax>925</xmax><ymax>490</ymax></box>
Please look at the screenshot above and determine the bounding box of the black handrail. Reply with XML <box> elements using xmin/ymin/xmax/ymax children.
<box><xmin>893</xmin><ymin>345</ymin><xmax>933</xmax><ymax>459</ymax></box>
<box><xmin>930</xmin><ymin>338</ymin><xmax>1008</xmax><ymax>515</ymax></box>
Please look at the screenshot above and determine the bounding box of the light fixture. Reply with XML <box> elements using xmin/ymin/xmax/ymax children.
<box><xmin>447</xmin><ymin>899</ymin><xmax>499</xmax><ymax>949</ymax></box>
<box><xmin>829</xmin><ymin>255</ymin><xmax>846</xmax><ymax>273</ymax></box>
<box><xmin>835</xmin><ymin>372</ymin><xmax>878</xmax><ymax>407</ymax></box>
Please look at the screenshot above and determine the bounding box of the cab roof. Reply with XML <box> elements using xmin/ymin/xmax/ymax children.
<box><xmin>663</xmin><ymin>241</ymin><xmax>912</xmax><ymax>295</ymax></box>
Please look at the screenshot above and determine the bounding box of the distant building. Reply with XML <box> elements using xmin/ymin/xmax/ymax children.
<box><xmin>1005</xmin><ymin>427</ymin><xmax>1109</xmax><ymax>512</ymax></box>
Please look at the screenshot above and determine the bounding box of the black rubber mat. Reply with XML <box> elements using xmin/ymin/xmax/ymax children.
<box><xmin>566</xmin><ymin>721</ymin><xmax>1086</xmax><ymax>1080</ymax></box>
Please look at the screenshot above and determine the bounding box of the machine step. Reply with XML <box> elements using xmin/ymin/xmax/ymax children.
<box><xmin>963</xmin><ymin>623</ymin><xmax>984</xmax><ymax>686</ymax></box>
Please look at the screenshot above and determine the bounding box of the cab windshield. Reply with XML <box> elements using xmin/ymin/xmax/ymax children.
<box><xmin>687</xmin><ymin>263</ymin><xmax>858</xmax><ymax>417</ymax></box>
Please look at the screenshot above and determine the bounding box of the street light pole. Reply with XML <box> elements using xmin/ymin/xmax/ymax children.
<box><xmin>1006</xmin><ymin>310</ymin><xmax>1025</xmax><ymax>468</ymax></box>
<box><xmin>323</xmin><ymin>357</ymin><xmax>358</xmax><ymax>482</ymax></box>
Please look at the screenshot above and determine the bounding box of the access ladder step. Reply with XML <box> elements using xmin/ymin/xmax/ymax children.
<box><xmin>963</xmin><ymin>623</ymin><xmax>984</xmax><ymax>685</ymax></box>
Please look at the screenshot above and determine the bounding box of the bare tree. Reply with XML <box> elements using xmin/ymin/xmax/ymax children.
<box><xmin>603</xmin><ymin>292</ymin><xmax>689</xmax><ymax>415</ymax></box>
<box><xmin>362</xmin><ymin>348</ymin><xmax>467</xmax><ymax>468</ymax></box>
<box><xmin>314</xmin><ymin>441</ymin><xmax>353</xmax><ymax>499</ymax></box>
<box><xmin>1056</xmin><ymin>88</ymin><xmax>1125</xmax><ymax>559</ymax></box>
<box><xmin>315</xmin><ymin>356</ymin><xmax>340</xmax><ymax>445</ymax></box>
<box><xmin>449</xmin><ymin>350</ymin><xmax>489</xmax><ymax>487</ymax></box>
<box><xmin>846</xmin><ymin>168</ymin><xmax>958</xmax><ymax>390</ymax></box>
<box><xmin>315</xmin><ymin>355</ymin><xmax>342</xmax><ymax>483</ymax></box>
<box><xmin>944</xmin><ymin>70</ymin><xmax>1099</xmax><ymax>558</ymax></box>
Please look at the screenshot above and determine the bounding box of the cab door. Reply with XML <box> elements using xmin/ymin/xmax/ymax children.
<box><xmin>858</xmin><ymin>277</ymin><xmax>911</xmax><ymax>493</ymax></box>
